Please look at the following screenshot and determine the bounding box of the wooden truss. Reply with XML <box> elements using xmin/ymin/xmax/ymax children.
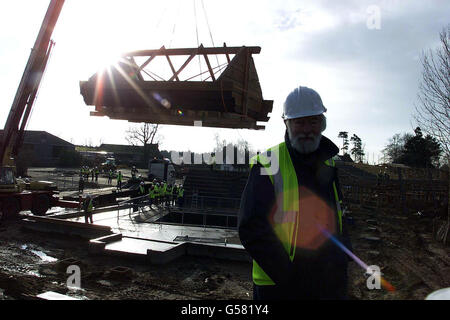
<box><xmin>79</xmin><ymin>44</ymin><xmax>273</xmax><ymax>130</ymax></box>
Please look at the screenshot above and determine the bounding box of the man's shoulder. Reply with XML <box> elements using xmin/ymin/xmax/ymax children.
<box><xmin>320</xmin><ymin>136</ymin><xmax>339</xmax><ymax>158</ymax></box>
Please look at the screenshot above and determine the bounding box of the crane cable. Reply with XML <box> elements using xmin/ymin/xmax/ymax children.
<box><xmin>200</xmin><ymin>0</ymin><xmax>220</xmax><ymax>68</ymax></box>
<box><xmin>139</xmin><ymin>2</ymin><xmax>168</xmax><ymax>80</ymax></box>
<box><xmin>193</xmin><ymin>0</ymin><xmax>202</xmax><ymax>80</ymax></box>
<box><xmin>168</xmin><ymin>0</ymin><xmax>182</xmax><ymax>49</ymax></box>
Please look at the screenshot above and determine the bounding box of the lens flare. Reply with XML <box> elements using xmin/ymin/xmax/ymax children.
<box><xmin>316</xmin><ymin>224</ymin><xmax>396</xmax><ymax>292</ymax></box>
<box><xmin>152</xmin><ymin>93</ymin><xmax>171</xmax><ymax>109</ymax></box>
<box><xmin>177</xmin><ymin>109</ymin><xmax>184</xmax><ymax>116</ymax></box>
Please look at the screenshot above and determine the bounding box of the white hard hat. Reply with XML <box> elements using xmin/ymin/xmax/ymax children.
<box><xmin>282</xmin><ymin>86</ymin><xmax>327</xmax><ymax>120</ymax></box>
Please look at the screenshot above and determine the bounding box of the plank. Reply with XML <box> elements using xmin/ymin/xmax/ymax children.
<box><xmin>123</xmin><ymin>46</ymin><xmax>261</xmax><ymax>57</ymax></box>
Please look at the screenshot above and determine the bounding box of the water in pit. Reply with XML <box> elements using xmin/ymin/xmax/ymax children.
<box><xmin>21</xmin><ymin>244</ymin><xmax>58</xmax><ymax>262</ymax></box>
<box><xmin>30</xmin><ymin>250</ymin><xmax>58</xmax><ymax>263</ymax></box>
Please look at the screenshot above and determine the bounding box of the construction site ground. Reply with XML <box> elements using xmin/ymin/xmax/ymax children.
<box><xmin>0</xmin><ymin>169</ymin><xmax>449</xmax><ymax>300</ymax></box>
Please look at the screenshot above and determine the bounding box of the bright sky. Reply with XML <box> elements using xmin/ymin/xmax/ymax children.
<box><xmin>0</xmin><ymin>0</ymin><xmax>449</xmax><ymax>164</ymax></box>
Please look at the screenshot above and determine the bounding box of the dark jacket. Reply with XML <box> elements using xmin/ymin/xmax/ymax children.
<box><xmin>238</xmin><ymin>132</ymin><xmax>352</xmax><ymax>299</ymax></box>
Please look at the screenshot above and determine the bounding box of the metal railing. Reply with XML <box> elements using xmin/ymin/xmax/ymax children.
<box><xmin>112</xmin><ymin>194</ymin><xmax>240</xmax><ymax>230</ymax></box>
<box><xmin>116</xmin><ymin>194</ymin><xmax>177</xmax><ymax>229</ymax></box>
<box><xmin>183</xmin><ymin>195</ymin><xmax>241</xmax><ymax>212</ymax></box>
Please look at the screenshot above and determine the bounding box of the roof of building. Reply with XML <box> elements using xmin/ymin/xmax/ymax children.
<box><xmin>0</xmin><ymin>130</ymin><xmax>74</xmax><ymax>148</ymax></box>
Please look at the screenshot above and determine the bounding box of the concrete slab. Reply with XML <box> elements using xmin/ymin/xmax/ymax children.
<box><xmin>89</xmin><ymin>235</ymin><xmax>249</xmax><ymax>264</ymax></box>
<box><xmin>37</xmin><ymin>291</ymin><xmax>80</xmax><ymax>300</ymax></box>
<box><xmin>105</xmin><ymin>237</ymin><xmax>177</xmax><ymax>255</ymax></box>
<box><xmin>21</xmin><ymin>216</ymin><xmax>113</xmax><ymax>239</ymax></box>
<box><xmin>187</xmin><ymin>242</ymin><xmax>251</xmax><ymax>262</ymax></box>
<box><xmin>90</xmin><ymin>235</ymin><xmax>186</xmax><ymax>264</ymax></box>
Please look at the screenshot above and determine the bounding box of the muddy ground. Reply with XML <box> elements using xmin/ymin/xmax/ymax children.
<box><xmin>1</xmin><ymin>205</ymin><xmax>449</xmax><ymax>300</ymax></box>
<box><xmin>0</xmin><ymin>168</ymin><xmax>448</xmax><ymax>300</ymax></box>
<box><xmin>0</xmin><ymin>220</ymin><xmax>253</xmax><ymax>300</ymax></box>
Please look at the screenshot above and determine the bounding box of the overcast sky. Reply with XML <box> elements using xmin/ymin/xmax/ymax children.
<box><xmin>0</xmin><ymin>0</ymin><xmax>449</xmax><ymax>163</ymax></box>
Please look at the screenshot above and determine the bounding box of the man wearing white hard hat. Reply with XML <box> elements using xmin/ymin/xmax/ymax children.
<box><xmin>239</xmin><ymin>86</ymin><xmax>352</xmax><ymax>300</ymax></box>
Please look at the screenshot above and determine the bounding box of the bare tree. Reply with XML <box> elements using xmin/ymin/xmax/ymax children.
<box><xmin>213</xmin><ymin>133</ymin><xmax>227</xmax><ymax>153</ymax></box>
<box><xmin>126</xmin><ymin>123</ymin><xmax>161</xmax><ymax>146</ymax></box>
<box><xmin>414</xmin><ymin>26</ymin><xmax>449</xmax><ymax>162</ymax></box>
<box><xmin>236</xmin><ymin>138</ymin><xmax>253</xmax><ymax>154</ymax></box>
<box><xmin>84</xmin><ymin>138</ymin><xmax>94</xmax><ymax>148</ymax></box>
<box><xmin>414</xmin><ymin>25</ymin><xmax>450</xmax><ymax>244</ymax></box>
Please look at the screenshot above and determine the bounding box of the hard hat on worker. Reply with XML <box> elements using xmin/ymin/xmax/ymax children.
<box><xmin>282</xmin><ymin>86</ymin><xmax>327</xmax><ymax>120</ymax></box>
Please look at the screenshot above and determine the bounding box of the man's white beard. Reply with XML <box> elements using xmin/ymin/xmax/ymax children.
<box><xmin>288</xmin><ymin>129</ymin><xmax>322</xmax><ymax>154</ymax></box>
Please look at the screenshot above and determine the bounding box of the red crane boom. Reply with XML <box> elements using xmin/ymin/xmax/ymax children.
<box><xmin>0</xmin><ymin>0</ymin><xmax>65</xmax><ymax>167</ymax></box>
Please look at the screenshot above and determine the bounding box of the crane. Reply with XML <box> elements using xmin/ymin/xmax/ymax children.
<box><xmin>0</xmin><ymin>0</ymin><xmax>78</xmax><ymax>221</ymax></box>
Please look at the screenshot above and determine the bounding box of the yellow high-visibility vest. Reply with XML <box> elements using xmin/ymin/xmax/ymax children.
<box><xmin>86</xmin><ymin>198</ymin><xmax>93</xmax><ymax>213</ymax></box>
<box><xmin>250</xmin><ymin>142</ymin><xmax>343</xmax><ymax>286</ymax></box>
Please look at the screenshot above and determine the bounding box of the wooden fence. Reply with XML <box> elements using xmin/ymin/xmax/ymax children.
<box><xmin>337</xmin><ymin>165</ymin><xmax>449</xmax><ymax>217</ymax></box>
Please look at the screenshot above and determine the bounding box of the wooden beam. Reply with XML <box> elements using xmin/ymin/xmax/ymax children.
<box><xmin>99</xmin><ymin>112</ymin><xmax>265</xmax><ymax>130</ymax></box>
<box><xmin>128</xmin><ymin>56</ymin><xmax>144</xmax><ymax>81</ymax></box>
<box><xmin>138</xmin><ymin>54</ymin><xmax>156</xmax><ymax>71</ymax></box>
<box><xmin>203</xmin><ymin>57</ymin><xmax>215</xmax><ymax>81</ymax></box>
<box><xmin>138</xmin><ymin>45</ymin><xmax>164</xmax><ymax>71</ymax></box>
<box><xmin>241</xmin><ymin>48</ymin><xmax>250</xmax><ymax>116</ymax></box>
<box><xmin>168</xmin><ymin>54</ymin><xmax>196</xmax><ymax>81</ymax></box>
<box><xmin>89</xmin><ymin>79</ymin><xmax>234</xmax><ymax>91</ymax></box>
<box><xmin>223</xmin><ymin>42</ymin><xmax>231</xmax><ymax>63</ymax></box>
<box><xmin>123</xmin><ymin>46</ymin><xmax>261</xmax><ymax>57</ymax></box>
<box><xmin>165</xmin><ymin>55</ymin><xmax>179</xmax><ymax>81</ymax></box>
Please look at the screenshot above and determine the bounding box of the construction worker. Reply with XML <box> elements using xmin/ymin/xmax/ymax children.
<box><xmin>177</xmin><ymin>185</ymin><xmax>184</xmax><ymax>207</ymax></box>
<box><xmin>152</xmin><ymin>182</ymin><xmax>158</xmax><ymax>205</ymax></box>
<box><xmin>131</xmin><ymin>166</ymin><xmax>138</xmax><ymax>180</ymax></box>
<box><xmin>156</xmin><ymin>182</ymin><xmax>162</xmax><ymax>205</ymax></box>
<box><xmin>162</xmin><ymin>181</ymin><xmax>169</xmax><ymax>206</ymax></box>
<box><xmin>132</xmin><ymin>181</ymin><xmax>146</xmax><ymax>212</ymax></box>
<box><xmin>83</xmin><ymin>195</ymin><xmax>94</xmax><ymax>224</ymax></box>
<box><xmin>151</xmin><ymin>179</ymin><xmax>158</xmax><ymax>205</ymax></box>
<box><xmin>172</xmin><ymin>184</ymin><xmax>178</xmax><ymax>206</ymax></box>
<box><xmin>117</xmin><ymin>170</ymin><xmax>123</xmax><ymax>191</ymax></box>
<box><xmin>166</xmin><ymin>184</ymin><xmax>172</xmax><ymax>206</ymax></box>
<box><xmin>148</xmin><ymin>183</ymin><xmax>155</xmax><ymax>207</ymax></box>
<box><xmin>238</xmin><ymin>86</ymin><xmax>352</xmax><ymax>300</ymax></box>
<box><xmin>159</xmin><ymin>182</ymin><xmax>165</xmax><ymax>205</ymax></box>
<box><xmin>108</xmin><ymin>169</ymin><xmax>113</xmax><ymax>185</ymax></box>
<box><xmin>138</xmin><ymin>181</ymin><xmax>145</xmax><ymax>196</ymax></box>
<box><xmin>78</xmin><ymin>176</ymin><xmax>84</xmax><ymax>194</ymax></box>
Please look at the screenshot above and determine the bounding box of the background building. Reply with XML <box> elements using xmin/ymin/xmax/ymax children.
<box><xmin>0</xmin><ymin>130</ymin><xmax>76</xmax><ymax>167</ymax></box>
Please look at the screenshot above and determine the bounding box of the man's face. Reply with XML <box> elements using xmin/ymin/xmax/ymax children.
<box><xmin>286</xmin><ymin>115</ymin><xmax>323</xmax><ymax>154</ymax></box>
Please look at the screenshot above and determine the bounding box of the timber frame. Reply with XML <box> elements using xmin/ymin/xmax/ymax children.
<box><xmin>80</xmin><ymin>44</ymin><xmax>273</xmax><ymax>130</ymax></box>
